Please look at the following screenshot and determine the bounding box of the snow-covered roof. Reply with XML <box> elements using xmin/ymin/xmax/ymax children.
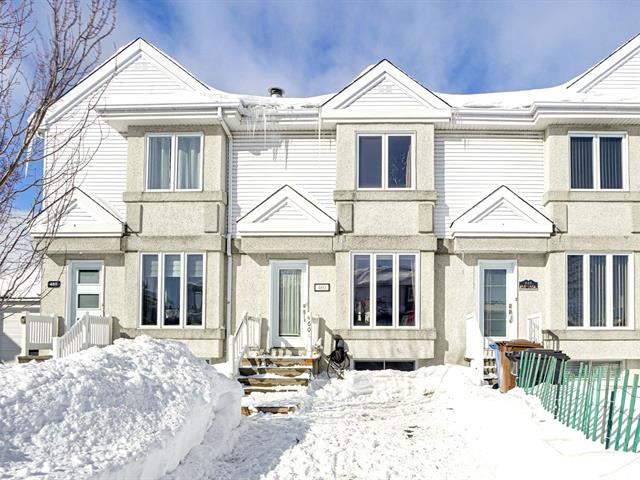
<box><xmin>49</xmin><ymin>32</ymin><xmax>640</xmax><ymax>129</ymax></box>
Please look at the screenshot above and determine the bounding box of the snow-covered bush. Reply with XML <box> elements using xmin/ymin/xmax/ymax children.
<box><xmin>0</xmin><ymin>336</ymin><xmax>242</xmax><ymax>479</ymax></box>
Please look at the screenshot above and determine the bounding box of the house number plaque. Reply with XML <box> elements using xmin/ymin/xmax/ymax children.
<box><xmin>519</xmin><ymin>279</ymin><xmax>538</xmax><ymax>291</ymax></box>
<box><xmin>314</xmin><ymin>283</ymin><xmax>330</xmax><ymax>292</ymax></box>
<box><xmin>47</xmin><ymin>280</ymin><xmax>61</xmax><ymax>288</ymax></box>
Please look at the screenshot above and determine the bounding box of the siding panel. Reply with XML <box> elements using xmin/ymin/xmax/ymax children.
<box><xmin>46</xmin><ymin>54</ymin><xmax>194</xmax><ymax>227</ymax></box>
<box><xmin>232</xmin><ymin>132</ymin><xmax>336</xmax><ymax>234</ymax></box>
<box><xmin>586</xmin><ymin>49</ymin><xmax>640</xmax><ymax>93</ymax></box>
<box><xmin>435</xmin><ymin>132</ymin><xmax>544</xmax><ymax>237</ymax></box>
<box><xmin>349</xmin><ymin>77</ymin><xmax>422</xmax><ymax>108</ymax></box>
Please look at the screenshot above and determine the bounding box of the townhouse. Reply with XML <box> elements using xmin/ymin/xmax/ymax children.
<box><xmin>27</xmin><ymin>35</ymin><xmax>640</xmax><ymax>372</ymax></box>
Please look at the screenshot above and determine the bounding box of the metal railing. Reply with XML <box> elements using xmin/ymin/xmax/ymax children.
<box><xmin>228</xmin><ymin>311</ymin><xmax>260</xmax><ymax>376</ymax></box>
<box><xmin>527</xmin><ymin>313</ymin><xmax>543</xmax><ymax>345</ymax></box>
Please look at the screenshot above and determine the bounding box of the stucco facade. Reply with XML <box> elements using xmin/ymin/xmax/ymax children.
<box><xmin>31</xmin><ymin>37</ymin><xmax>640</xmax><ymax>370</ymax></box>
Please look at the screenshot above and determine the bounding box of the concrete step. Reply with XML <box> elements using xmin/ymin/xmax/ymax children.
<box><xmin>238</xmin><ymin>375</ymin><xmax>310</xmax><ymax>387</ymax></box>
<box><xmin>241</xmin><ymin>356</ymin><xmax>314</xmax><ymax>368</ymax></box>
<box><xmin>239</xmin><ymin>366</ymin><xmax>312</xmax><ymax>377</ymax></box>
<box><xmin>18</xmin><ymin>355</ymin><xmax>52</xmax><ymax>363</ymax></box>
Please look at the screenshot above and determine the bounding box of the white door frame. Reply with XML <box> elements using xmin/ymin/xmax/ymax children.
<box><xmin>269</xmin><ymin>260</ymin><xmax>309</xmax><ymax>348</ymax></box>
<box><xmin>66</xmin><ymin>260</ymin><xmax>104</xmax><ymax>329</ymax></box>
<box><xmin>478</xmin><ymin>260</ymin><xmax>518</xmax><ymax>340</ymax></box>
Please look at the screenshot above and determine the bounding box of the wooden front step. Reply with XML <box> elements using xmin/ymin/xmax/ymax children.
<box><xmin>269</xmin><ymin>347</ymin><xmax>307</xmax><ymax>356</ymax></box>
<box><xmin>241</xmin><ymin>357</ymin><xmax>314</xmax><ymax>368</ymax></box>
<box><xmin>243</xmin><ymin>386</ymin><xmax>305</xmax><ymax>395</ymax></box>
<box><xmin>18</xmin><ymin>355</ymin><xmax>52</xmax><ymax>364</ymax></box>
<box><xmin>238</xmin><ymin>376</ymin><xmax>309</xmax><ymax>387</ymax></box>
<box><xmin>241</xmin><ymin>405</ymin><xmax>297</xmax><ymax>416</ymax></box>
<box><xmin>239</xmin><ymin>366</ymin><xmax>312</xmax><ymax>377</ymax></box>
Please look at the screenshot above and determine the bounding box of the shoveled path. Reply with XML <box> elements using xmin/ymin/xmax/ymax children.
<box><xmin>167</xmin><ymin>366</ymin><xmax>640</xmax><ymax>480</ymax></box>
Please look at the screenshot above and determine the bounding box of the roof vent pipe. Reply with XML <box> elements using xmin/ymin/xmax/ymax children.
<box><xmin>269</xmin><ymin>87</ymin><xmax>284</xmax><ymax>98</ymax></box>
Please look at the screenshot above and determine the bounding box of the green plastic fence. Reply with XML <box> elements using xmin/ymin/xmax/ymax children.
<box><xmin>517</xmin><ymin>351</ymin><xmax>640</xmax><ymax>453</ymax></box>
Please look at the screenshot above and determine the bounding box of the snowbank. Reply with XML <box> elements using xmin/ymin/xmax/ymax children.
<box><xmin>0</xmin><ymin>336</ymin><xmax>242</xmax><ymax>479</ymax></box>
<box><xmin>211</xmin><ymin>365</ymin><xmax>640</xmax><ymax>480</ymax></box>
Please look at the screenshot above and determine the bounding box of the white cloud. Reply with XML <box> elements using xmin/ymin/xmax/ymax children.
<box><xmin>109</xmin><ymin>0</ymin><xmax>640</xmax><ymax>97</ymax></box>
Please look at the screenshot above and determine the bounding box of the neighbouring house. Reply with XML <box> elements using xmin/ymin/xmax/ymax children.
<box><xmin>25</xmin><ymin>35</ymin><xmax>640</xmax><ymax>378</ymax></box>
<box><xmin>0</xmin><ymin>218</ymin><xmax>41</xmax><ymax>363</ymax></box>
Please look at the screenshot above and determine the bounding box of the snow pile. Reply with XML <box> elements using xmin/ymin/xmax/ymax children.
<box><xmin>0</xmin><ymin>336</ymin><xmax>242</xmax><ymax>479</ymax></box>
<box><xmin>189</xmin><ymin>365</ymin><xmax>640</xmax><ymax>480</ymax></box>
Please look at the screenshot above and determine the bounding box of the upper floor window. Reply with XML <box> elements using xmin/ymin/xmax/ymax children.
<box><xmin>570</xmin><ymin>133</ymin><xmax>626</xmax><ymax>190</ymax></box>
<box><xmin>567</xmin><ymin>253</ymin><xmax>633</xmax><ymax>329</ymax></box>
<box><xmin>352</xmin><ymin>252</ymin><xmax>419</xmax><ymax>328</ymax></box>
<box><xmin>357</xmin><ymin>134</ymin><xmax>414</xmax><ymax>189</ymax></box>
<box><xmin>146</xmin><ymin>133</ymin><xmax>202</xmax><ymax>191</ymax></box>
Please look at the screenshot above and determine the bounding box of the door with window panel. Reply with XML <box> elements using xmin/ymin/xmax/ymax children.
<box><xmin>68</xmin><ymin>261</ymin><xmax>103</xmax><ymax>326</ymax></box>
<box><xmin>479</xmin><ymin>260</ymin><xmax>517</xmax><ymax>339</ymax></box>
<box><xmin>270</xmin><ymin>260</ymin><xmax>308</xmax><ymax>347</ymax></box>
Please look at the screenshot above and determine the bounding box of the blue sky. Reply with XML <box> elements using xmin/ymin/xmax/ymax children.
<box><xmin>107</xmin><ymin>0</ymin><xmax>640</xmax><ymax>97</ymax></box>
<box><xmin>14</xmin><ymin>0</ymin><xmax>640</xmax><ymax>210</ymax></box>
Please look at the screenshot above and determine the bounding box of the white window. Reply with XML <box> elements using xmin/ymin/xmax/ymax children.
<box><xmin>140</xmin><ymin>253</ymin><xmax>205</xmax><ymax>328</ymax></box>
<box><xmin>146</xmin><ymin>133</ymin><xmax>203</xmax><ymax>191</ymax></box>
<box><xmin>357</xmin><ymin>133</ymin><xmax>415</xmax><ymax>189</ymax></box>
<box><xmin>567</xmin><ymin>253</ymin><xmax>633</xmax><ymax>329</ymax></box>
<box><xmin>569</xmin><ymin>133</ymin><xmax>627</xmax><ymax>190</ymax></box>
<box><xmin>351</xmin><ymin>252</ymin><xmax>419</xmax><ymax>328</ymax></box>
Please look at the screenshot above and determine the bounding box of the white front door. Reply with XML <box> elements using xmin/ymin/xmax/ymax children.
<box><xmin>270</xmin><ymin>260</ymin><xmax>308</xmax><ymax>348</ymax></box>
<box><xmin>67</xmin><ymin>261</ymin><xmax>104</xmax><ymax>327</ymax></box>
<box><xmin>479</xmin><ymin>260</ymin><xmax>518</xmax><ymax>340</ymax></box>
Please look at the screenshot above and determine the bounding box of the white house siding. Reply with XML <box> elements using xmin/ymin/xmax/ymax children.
<box><xmin>103</xmin><ymin>53</ymin><xmax>189</xmax><ymax>98</ymax></box>
<box><xmin>434</xmin><ymin>131</ymin><xmax>545</xmax><ymax>238</ymax></box>
<box><xmin>348</xmin><ymin>76</ymin><xmax>423</xmax><ymax>108</ymax></box>
<box><xmin>46</xmin><ymin>53</ymin><xmax>194</xmax><ymax>222</ymax></box>
<box><xmin>0</xmin><ymin>302</ymin><xmax>39</xmax><ymax>363</ymax></box>
<box><xmin>232</xmin><ymin>132</ymin><xmax>336</xmax><ymax>234</ymax></box>
<box><xmin>584</xmin><ymin>48</ymin><xmax>640</xmax><ymax>93</ymax></box>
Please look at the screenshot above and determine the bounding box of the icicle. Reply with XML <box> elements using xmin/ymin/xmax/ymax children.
<box><xmin>24</xmin><ymin>140</ymin><xmax>33</xmax><ymax>177</ymax></box>
<box><xmin>317</xmin><ymin>107</ymin><xmax>322</xmax><ymax>161</ymax></box>
<box><xmin>263</xmin><ymin>106</ymin><xmax>267</xmax><ymax>149</ymax></box>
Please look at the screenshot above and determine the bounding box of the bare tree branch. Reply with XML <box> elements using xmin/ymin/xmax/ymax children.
<box><xmin>0</xmin><ymin>0</ymin><xmax>117</xmax><ymax>308</ymax></box>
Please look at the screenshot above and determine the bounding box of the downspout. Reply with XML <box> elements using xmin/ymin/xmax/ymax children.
<box><xmin>218</xmin><ymin>107</ymin><xmax>234</xmax><ymax>362</ymax></box>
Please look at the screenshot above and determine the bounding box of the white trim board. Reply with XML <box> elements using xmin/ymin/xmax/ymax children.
<box><xmin>450</xmin><ymin>185</ymin><xmax>553</xmax><ymax>238</ymax></box>
<box><xmin>321</xmin><ymin>59</ymin><xmax>451</xmax><ymax>123</ymax></box>
<box><xmin>237</xmin><ymin>185</ymin><xmax>336</xmax><ymax>237</ymax></box>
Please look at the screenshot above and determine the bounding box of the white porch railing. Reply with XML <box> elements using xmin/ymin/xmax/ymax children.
<box><xmin>306</xmin><ymin>313</ymin><xmax>321</xmax><ymax>357</ymax></box>
<box><xmin>52</xmin><ymin>313</ymin><xmax>113</xmax><ymax>358</ymax></box>
<box><xmin>228</xmin><ymin>311</ymin><xmax>260</xmax><ymax>376</ymax></box>
<box><xmin>21</xmin><ymin>313</ymin><xmax>59</xmax><ymax>355</ymax></box>
<box><xmin>527</xmin><ymin>313</ymin><xmax>543</xmax><ymax>345</ymax></box>
<box><xmin>464</xmin><ymin>312</ymin><xmax>484</xmax><ymax>385</ymax></box>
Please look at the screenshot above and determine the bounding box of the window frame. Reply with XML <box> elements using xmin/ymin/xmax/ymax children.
<box><xmin>356</xmin><ymin>132</ymin><xmax>416</xmax><ymax>190</ymax></box>
<box><xmin>350</xmin><ymin>251</ymin><xmax>420</xmax><ymax>329</ymax></box>
<box><xmin>353</xmin><ymin>359</ymin><xmax>417</xmax><ymax>371</ymax></box>
<box><xmin>144</xmin><ymin>132</ymin><xmax>204</xmax><ymax>192</ymax></box>
<box><xmin>565</xmin><ymin>252</ymin><xmax>634</xmax><ymax>330</ymax></box>
<box><xmin>138</xmin><ymin>252</ymin><xmax>206</xmax><ymax>329</ymax></box>
<box><xmin>568</xmin><ymin>132</ymin><xmax>628</xmax><ymax>191</ymax></box>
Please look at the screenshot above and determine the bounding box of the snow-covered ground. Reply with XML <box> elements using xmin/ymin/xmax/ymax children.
<box><xmin>170</xmin><ymin>365</ymin><xmax>640</xmax><ymax>480</ymax></box>
<box><xmin>3</xmin><ymin>346</ymin><xmax>640</xmax><ymax>480</ymax></box>
<box><xmin>0</xmin><ymin>336</ymin><xmax>242</xmax><ymax>479</ymax></box>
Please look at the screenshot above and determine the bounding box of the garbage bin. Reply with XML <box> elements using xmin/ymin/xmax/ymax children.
<box><xmin>506</xmin><ymin>349</ymin><xmax>570</xmax><ymax>387</ymax></box>
<box><xmin>495</xmin><ymin>340</ymin><xmax>543</xmax><ymax>393</ymax></box>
